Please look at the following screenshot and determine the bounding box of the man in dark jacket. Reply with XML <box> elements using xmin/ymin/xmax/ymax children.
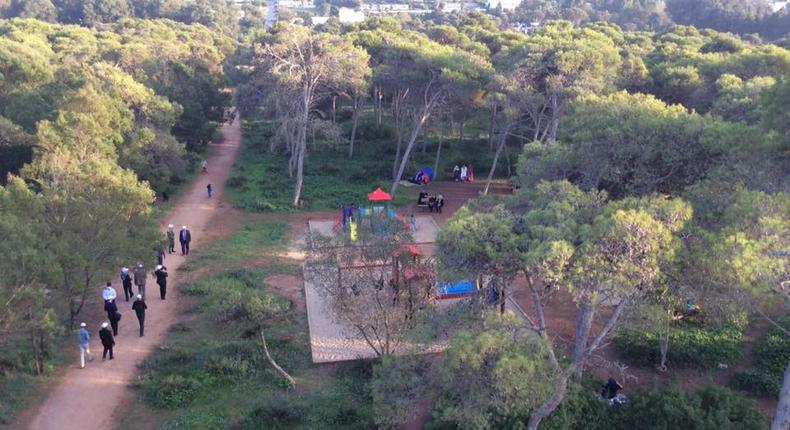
<box><xmin>133</xmin><ymin>262</ymin><xmax>146</xmax><ymax>298</ymax></box>
<box><xmin>132</xmin><ymin>294</ymin><xmax>147</xmax><ymax>337</ymax></box>
<box><xmin>99</xmin><ymin>322</ymin><xmax>115</xmax><ymax>360</ymax></box>
<box><xmin>121</xmin><ymin>267</ymin><xmax>134</xmax><ymax>301</ymax></box>
<box><xmin>154</xmin><ymin>265</ymin><xmax>168</xmax><ymax>300</ymax></box>
<box><xmin>104</xmin><ymin>299</ymin><xmax>120</xmax><ymax>336</ymax></box>
<box><xmin>179</xmin><ymin>225</ymin><xmax>191</xmax><ymax>255</ymax></box>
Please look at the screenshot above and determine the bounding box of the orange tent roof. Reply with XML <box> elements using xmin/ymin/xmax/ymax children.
<box><xmin>367</xmin><ymin>187</ymin><xmax>392</xmax><ymax>202</ymax></box>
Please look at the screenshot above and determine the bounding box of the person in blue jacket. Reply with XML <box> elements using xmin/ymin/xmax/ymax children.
<box><xmin>78</xmin><ymin>322</ymin><xmax>93</xmax><ymax>368</ymax></box>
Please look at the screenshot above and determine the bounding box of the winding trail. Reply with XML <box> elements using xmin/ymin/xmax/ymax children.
<box><xmin>27</xmin><ymin>117</ymin><xmax>241</xmax><ymax>430</ymax></box>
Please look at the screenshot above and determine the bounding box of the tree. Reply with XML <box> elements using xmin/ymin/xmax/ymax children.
<box><xmin>497</xmin><ymin>21</ymin><xmax>622</xmax><ymax>141</ymax></box>
<box><xmin>254</xmin><ymin>25</ymin><xmax>370</xmax><ymax>206</ymax></box>
<box><xmin>434</xmin><ymin>312</ymin><xmax>556</xmax><ymax>429</ymax></box>
<box><xmin>307</xmin><ymin>220</ymin><xmax>436</xmax><ymax>357</ymax></box>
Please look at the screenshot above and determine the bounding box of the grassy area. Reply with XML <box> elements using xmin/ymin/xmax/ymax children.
<box><xmin>732</xmin><ymin>316</ymin><xmax>790</xmax><ymax>398</ymax></box>
<box><xmin>180</xmin><ymin>222</ymin><xmax>290</xmax><ymax>272</ymax></box>
<box><xmin>227</xmin><ymin>115</ymin><xmax>507</xmax><ymax>213</ymax></box>
<box><xmin>119</xmin><ymin>268</ymin><xmax>375</xmax><ymax>430</ymax></box>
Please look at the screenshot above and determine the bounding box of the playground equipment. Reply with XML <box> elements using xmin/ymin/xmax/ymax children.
<box><xmin>337</xmin><ymin>187</ymin><xmax>407</xmax><ymax>237</ymax></box>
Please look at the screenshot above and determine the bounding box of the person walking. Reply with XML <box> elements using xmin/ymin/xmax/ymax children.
<box><xmin>132</xmin><ymin>295</ymin><xmax>147</xmax><ymax>337</ymax></box>
<box><xmin>155</xmin><ymin>241</ymin><xmax>165</xmax><ymax>265</ymax></box>
<box><xmin>104</xmin><ymin>299</ymin><xmax>120</xmax><ymax>336</ymax></box>
<box><xmin>99</xmin><ymin>322</ymin><xmax>114</xmax><ymax>361</ymax></box>
<box><xmin>154</xmin><ymin>265</ymin><xmax>168</xmax><ymax>300</ymax></box>
<box><xmin>133</xmin><ymin>262</ymin><xmax>147</xmax><ymax>298</ymax></box>
<box><xmin>121</xmin><ymin>267</ymin><xmax>134</xmax><ymax>301</ymax></box>
<box><xmin>102</xmin><ymin>282</ymin><xmax>117</xmax><ymax>304</ymax></box>
<box><xmin>207</xmin><ymin>183</ymin><xmax>212</xmax><ymax>198</ymax></box>
<box><xmin>179</xmin><ymin>225</ymin><xmax>191</xmax><ymax>255</ymax></box>
<box><xmin>78</xmin><ymin>322</ymin><xmax>93</xmax><ymax>369</ymax></box>
<box><xmin>166</xmin><ymin>224</ymin><xmax>175</xmax><ymax>254</ymax></box>
<box><xmin>201</xmin><ymin>159</ymin><xmax>208</xmax><ymax>173</ymax></box>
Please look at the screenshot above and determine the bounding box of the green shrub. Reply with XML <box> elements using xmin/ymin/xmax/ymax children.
<box><xmin>203</xmin><ymin>356</ymin><xmax>254</xmax><ymax>379</ymax></box>
<box><xmin>239</xmin><ymin>401</ymin><xmax>306</xmax><ymax>429</ymax></box>
<box><xmin>146</xmin><ymin>374</ymin><xmax>202</xmax><ymax>408</ymax></box>
<box><xmin>158</xmin><ymin>409</ymin><xmax>228</xmax><ymax>430</ymax></box>
<box><xmin>614</xmin><ymin>325</ymin><xmax>743</xmax><ymax>369</ymax></box>
<box><xmin>732</xmin><ymin>316</ymin><xmax>790</xmax><ymax>397</ymax></box>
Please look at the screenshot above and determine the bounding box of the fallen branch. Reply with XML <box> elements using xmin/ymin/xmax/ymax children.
<box><xmin>260</xmin><ymin>329</ymin><xmax>296</xmax><ymax>388</ymax></box>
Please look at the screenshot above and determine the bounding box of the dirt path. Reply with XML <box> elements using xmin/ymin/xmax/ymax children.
<box><xmin>26</xmin><ymin>117</ymin><xmax>242</xmax><ymax>430</ymax></box>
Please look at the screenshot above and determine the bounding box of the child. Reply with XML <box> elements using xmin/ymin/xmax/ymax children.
<box><xmin>410</xmin><ymin>214</ymin><xmax>418</xmax><ymax>232</ymax></box>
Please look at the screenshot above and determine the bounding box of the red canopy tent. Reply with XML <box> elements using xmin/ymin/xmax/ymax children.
<box><xmin>367</xmin><ymin>187</ymin><xmax>392</xmax><ymax>202</ymax></box>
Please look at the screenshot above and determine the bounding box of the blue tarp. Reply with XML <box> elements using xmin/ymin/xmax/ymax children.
<box><xmin>435</xmin><ymin>280</ymin><xmax>476</xmax><ymax>297</ymax></box>
<box><xmin>412</xmin><ymin>167</ymin><xmax>434</xmax><ymax>184</ymax></box>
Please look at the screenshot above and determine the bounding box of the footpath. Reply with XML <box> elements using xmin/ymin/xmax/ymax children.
<box><xmin>27</xmin><ymin>117</ymin><xmax>241</xmax><ymax>430</ymax></box>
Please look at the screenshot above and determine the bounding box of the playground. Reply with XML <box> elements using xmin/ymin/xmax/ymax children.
<box><xmin>302</xmin><ymin>186</ymin><xmax>525</xmax><ymax>363</ymax></box>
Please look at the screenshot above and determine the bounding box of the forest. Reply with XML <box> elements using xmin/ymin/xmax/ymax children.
<box><xmin>0</xmin><ymin>1</ymin><xmax>788</xmax><ymax>430</ymax></box>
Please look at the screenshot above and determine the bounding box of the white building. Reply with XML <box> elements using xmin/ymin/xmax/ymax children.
<box><xmin>311</xmin><ymin>16</ymin><xmax>330</xmax><ymax>25</ymax></box>
<box><xmin>338</xmin><ymin>7</ymin><xmax>366</xmax><ymax>23</ymax></box>
<box><xmin>484</xmin><ymin>0</ymin><xmax>521</xmax><ymax>11</ymax></box>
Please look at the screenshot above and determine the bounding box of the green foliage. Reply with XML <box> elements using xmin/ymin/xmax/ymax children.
<box><xmin>145</xmin><ymin>374</ymin><xmax>203</xmax><ymax>409</ymax></box>
<box><xmin>180</xmin><ymin>222</ymin><xmax>289</xmax><ymax>271</ymax></box>
<box><xmin>227</xmin><ymin>120</ymin><xmax>415</xmax><ymax>212</ymax></box>
<box><xmin>732</xmin><ymin>316</ymin><xmax>790</xmax><ymax>397</ymax></box>
<box><xmin>614</xmin><ymin>325</ymin><xmax>744</xmax><ymax>369</ymax></box>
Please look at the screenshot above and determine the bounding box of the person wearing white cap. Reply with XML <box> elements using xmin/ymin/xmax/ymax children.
<box><xmin>154</xmin><ymin>264</ymin><xmax>169</xmax><ymax>300</ymax></box>
<box><xmin>98</xmin><ymin>322</ymin><xmax>115</xmax><ymax>360</ymax></box>
<box><xmin>166</xmin><ymin>224</ymin><xmax>175</xmax><ymax>254</ymax></box>
<box><xmin>133</xmin><ymin>262</ymin><xmax>146</xmax><ymax>298</ymax></box>
<box><xmin>78</xmin><ymin>322</ymin><xmax>93</xmax><ymax>368</ymax></box>
<box><xmin>179</xmin><ymin>225</ymin><xmax>191</xmax><ymax>256</ymax></box>
<box><xmin>132</xmin><ymin>294</ymin><xmax>148</xmax><ymax>337</ymax></box>
<box><xmin>102</xmin><ymin>282</ymin><xmax>117</xmax><ymax>303</ymax></box>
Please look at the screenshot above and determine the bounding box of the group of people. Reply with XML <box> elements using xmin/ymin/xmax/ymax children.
<box><xmin>417</xmin><ymin>190</ymin><xmax>445</xmax><ymax>213</ymax></box>
<box><xmin>453</xmin><ymin>163</ymin><xmax>474</xmax><ymax>182</ymax></box>
<box><xmin>77</xmin><ymin>223</ymin><xmax>192</xmax><ymax>368</ymax></box>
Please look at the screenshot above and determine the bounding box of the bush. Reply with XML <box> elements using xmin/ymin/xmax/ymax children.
<box><xmin>614</xmin><ymin>325</ymin><xmax>743</xmax><ymax>369</ymax></box>
<box><xmin>616</xmin><ymin>385</ymin><xmax>767</xmax><ymax>430</ymax></box>
<box><xmin>239</xmin><ymin>401</ymin><xmax>306</xmax><ymax>429</ymax></box>
<box><xmin>732</xmin><ymin>316</ymin><xmax>790</xmax><ymax>397</ymax></box>
<box><xmin>203</xmin><ymin>356</ymin><xmax>254</xmax><ymax>379</ymax></box>
<box><xmin>159</xmin><ymin>409</ymin><xmax>228</xmax><ymax>430</ymax></box>
<box><xmin>145</xmin><ymin>374</ymin><xmax>202</xmax><ymax>408</ymax></box>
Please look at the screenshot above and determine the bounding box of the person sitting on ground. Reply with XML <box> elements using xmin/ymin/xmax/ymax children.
<box><xmin>601</xmin><ymin>377</ymin><xmax>623</xmax><ymax>400</ymax></box>
<box><xmin>417</xmin><ymin>190</ymin><xmax>428</xmax><ymax>206</ymax></box>
<box><xmin>684</xmin><ymin>299</ymin><xmax>700</xmax><ymax>316</ymax></box>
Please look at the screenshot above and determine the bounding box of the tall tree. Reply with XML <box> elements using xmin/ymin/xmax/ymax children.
<box><xmin>254</xmin><ymin>25</ymin><xmax>370</xmax><ymax>206</ymax></box>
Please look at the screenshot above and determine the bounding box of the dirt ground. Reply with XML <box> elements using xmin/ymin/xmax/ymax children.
<box><xmin>25</xmin><ymin>117</ymin><xmax>243</xmax><ymax>430</ymax></box>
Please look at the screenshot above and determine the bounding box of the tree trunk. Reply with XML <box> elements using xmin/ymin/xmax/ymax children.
<box><xmin>293</xmin><ymin>87</ymin><xmax>309</xmax><ymax>206</ymax></box>
<box><xmin>499</xmin><ymin>276</ymin><xmax>506</xmax><ymax>315</ymax></box>
<box><xmin>484</xmin><ymin>125</ymin><xmax>508</xmax><ymax>195</ymax></box>
<box><xmin>260</xmin><ymin>329</ymin><xmax>295</xmax><ymax>387</ymax></box>
<box><xmin>487</xmin><ymin>103</ymin><xmax>496</xmax><ymax>151</ymax></box>
<box><xmin>433</xmin><ymin>124</ymin><xmax>444</xmax><ymax>176</ymax></box>
<box><xmin>572</xmin><ymin>298</ymin><xmax>595</xmax><ymax>380</ymax></box>
<box><xmin>348</xmin><ymin>94</ymin><xmax>363</xmax><ymax>159</ymax></box>
<box><xmin>547</xmin><ymin>94</ymin><xmax>560</xmax><ymax>142</ymax></box>
<box><xmin>772</xmin><ymin>362</ymin><xmax>790</xmax><ymax>430</ymax></box>
<box><xmin>331</xmin><ymin>95</ymin><xmax>336</xmax><ymax>124</ymax></box>
<box><xmin>375</xmin><ymin>85</ymin><xmax>383</xmax><ymax>127</ymax></box>
<box><xmin>658</xmin><ymin>331</ymin><xmax>669</xmax><ymax>371</ymax></box>
<box><xmin>390</xmin><ymin>108</ymin><xmax>432</xmax><ymax>197</ymax></box>
<box><xmin>526</xmin><ymin>369</ymin><xmax>571</xmax><ymax>430</ymax></box>
<box><xmin>421</xmin><ymin>122</ymin><xmax>429</xmax><ymax>153</ymax></box>
<box><xmin>458</xmin><ymin>118</ymin><xmax>465</xmax><ymax>143</ymax></box>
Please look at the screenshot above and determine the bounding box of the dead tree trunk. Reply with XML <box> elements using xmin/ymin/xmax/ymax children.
<box><xmin>484</xmin><ymin>125</ymin><xmax>508</xmax><ymax>195</ymax></box>
<box><xmin>260</xmin><ymin>329</ymin><xmax>295</xmax><ymax>387</ymax></box>
<box><xmin>772</xmin><ymin>362</ymin><xmax>790</xmax><ymax>430</ymax></box>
